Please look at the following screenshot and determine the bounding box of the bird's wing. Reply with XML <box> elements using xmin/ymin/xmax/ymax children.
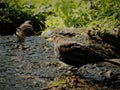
<box><xmin>59</xmin><ymin>42</ymin><xmax>91</xmax><ymax>58</ymax></box>
<box><xmin>59</xmin><ymin>42</ymin><xmax>89</xmax><ymax>53</ymax></box>
<box><xmin>58</xmin><ymin>42</ymin><xmax>104</xmax><ymax>63</ymax></box>
<box><xmin>58</xmin><ymin>42</ymin><xmax>89</xmax><ymax>62</ymax></box>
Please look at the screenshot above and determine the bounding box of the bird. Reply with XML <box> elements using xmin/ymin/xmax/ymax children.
<box><xmin>16</xmin><ymin>20</ymin><xmax>34</xmax><ymax>50</ymax></box>
<box><xmin>47</xmin><ymin>35</ymin><xmax>120</xmax><ymax>67</ymax></box>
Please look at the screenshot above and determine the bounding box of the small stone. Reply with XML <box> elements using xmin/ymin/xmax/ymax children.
<box><xmin>33</xmin><ymin>81</ymin><xmax>39</xmax><ymax>87</ymax></box>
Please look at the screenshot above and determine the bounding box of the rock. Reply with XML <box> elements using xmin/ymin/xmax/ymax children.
<box><xmin>0</xmin><ymin>36</ymin><xmax>60</xmax><ymax>90</ymax></box>
<box><xmin>76</xmin><ymin>63</ymin><xmax>119</xmax><ymax>86</ymax></box>
<box><xmin>0</xmin><ymin>35</ymin><xmax>120</xmax><ymax>90</ymax></box>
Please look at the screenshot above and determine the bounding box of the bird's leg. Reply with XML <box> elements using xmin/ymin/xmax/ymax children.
<box><xmin>17</xmin><ymin>35</ymin><xmax>24</xmax><ymax>50</ymax></box>
<box><xmin>54</xmin><ymin>47</ymin><xmax>61</xmax><ymax>58</ymax></box>
<box><xmin>18</xmin><ymin>41</ymin><xmax>23</xmax><ymax>50</ymax></box>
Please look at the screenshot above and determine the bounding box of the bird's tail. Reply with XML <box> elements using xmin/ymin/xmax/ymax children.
<box><xmin>104</xmin><ymin>59</ymin><xmax>120</xmax><ymax>66</ymax></box>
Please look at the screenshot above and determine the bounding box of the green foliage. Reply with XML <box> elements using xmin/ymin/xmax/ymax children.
<box><xmin>0</xmin><ymin>0</ymin><xmax>47</xmax><ymax>34</ymax></box>
<box><xmin>1</xmin><ymin>0</ymin><xmax>120</xmax><ymax>35</ymax></box>
<box><xmin>44</xmin><ymin>0</ymin><xmax>120</xmax><ymax>34</ymax></box>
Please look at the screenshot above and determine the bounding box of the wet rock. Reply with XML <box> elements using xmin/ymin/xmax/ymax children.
<box><xmin>0</xmin><ymin>35</ymin><xmax>120</xmax><ymax>90</ymax></box>
<box><xmin>0</xmin><ymin>36</ymin><xmax>60</xmax><ymax>90</ymax></box>
<box><xmin>76</xmin><ymin>63</ymin><xmax>119</xmax><ymax>86</ymax></box>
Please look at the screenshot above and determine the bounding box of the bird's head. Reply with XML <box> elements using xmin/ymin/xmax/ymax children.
<box><xmin>24</xmin><ymin>20</ymin><xmax>32</xmax><ymax>25</ymax></box>
<box><xmin>47</xmin><ymin>35</ymin><xmax>68</xmax><ymax>44</ymax></box>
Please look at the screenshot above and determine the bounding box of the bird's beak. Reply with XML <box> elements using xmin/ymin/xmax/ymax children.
<box><xmin>46</xmin><ymin>37</ymin><xmax>53</xmax><ymax>41</ymax></box>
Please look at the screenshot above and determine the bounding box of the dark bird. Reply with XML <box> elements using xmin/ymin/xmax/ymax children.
<box><xmin>16</xmin><ymin>20</ymin><xmax>34</xmax><ymax>50</ymax></box>
<box><xmin>48</xmin><ymin>35</ymin><xmax>120</xmax><ymax>67</ymax></box>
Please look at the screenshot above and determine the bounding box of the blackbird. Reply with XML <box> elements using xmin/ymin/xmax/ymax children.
<box><xmin>48</xmin><ymin>35</ymin><xmax>120</xmax><ymax>67</ymax></box>
<box><xmin>16</xmin><ymin>20</ymin><xmax>34</xmax><ymax>50</ymax></box>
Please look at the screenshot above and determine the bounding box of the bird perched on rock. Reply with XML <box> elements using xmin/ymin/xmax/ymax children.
<box><xmin>16</xmin><ymin>20</ymin><xmax>34</xmax><ymax>50</ymax></box>
<box><xmin>48</xmin><ymin>35</ymin><xmax>120</xmax><ymax>67</ymax></box>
